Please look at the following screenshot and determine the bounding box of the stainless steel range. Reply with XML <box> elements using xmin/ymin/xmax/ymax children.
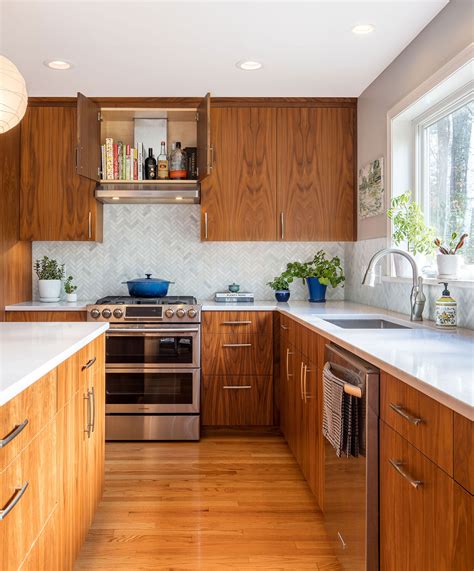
<box><xmin>87</xmin><ymin>296</ymin><xmax>201</xmax><ymax>441</ymax></box>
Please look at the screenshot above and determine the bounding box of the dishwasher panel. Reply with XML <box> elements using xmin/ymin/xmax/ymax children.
<box><xmin>323</xmin><ymin>343</ymin><xmax>380</xmax><ymax>571</ymax></box>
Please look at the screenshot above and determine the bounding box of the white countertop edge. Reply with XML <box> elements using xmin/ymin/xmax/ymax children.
<box><xmin>0</xmin><ymin>323</ymin><xmax>109</xmax><ymax>406</ymax></box>
<box><xmin>5</xmin><ymin>301</ymin><xmax>92</xmax><ymax>311</ymax></box>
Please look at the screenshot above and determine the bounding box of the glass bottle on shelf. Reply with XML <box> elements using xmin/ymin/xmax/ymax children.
<box><xmin>169</xmin><ymin>141</ymin><xmax>187</xmax><ymax>180</ymax></box>
<box><xmin>144</xmin><ymin>148</ymin><xmax>157</xmax><ymax>180</ymax></box>
<box><xmin>157</xmin><ymin>141</ymin><xmax>169</xmax><ymax>180</ymax></box>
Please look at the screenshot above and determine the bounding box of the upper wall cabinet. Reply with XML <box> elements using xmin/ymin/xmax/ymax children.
<box><xmin>20</xmin><ymin>104</ymin><xmax>103</xmax><ymax>242</ymax></box>
<box><xmin>200</xmin><ymin>101</ymin><xmax>356</xmax><ymax>242</ymax></box>
<box><xmin>77</xmin><ymin>92</ymin><xmax>101</xmax><ymax>182</ymax></box>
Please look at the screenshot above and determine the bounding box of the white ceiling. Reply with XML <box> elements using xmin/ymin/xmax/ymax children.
<box><xmin>0</xmin><ymin>0</ymin><xmax>448</xmax><ymax>97</ymax></box>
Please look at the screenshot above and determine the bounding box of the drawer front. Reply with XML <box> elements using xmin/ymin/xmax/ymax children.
<box><xmin>380</xmin><ymin>421</ymin><xmax>455</xmax><ymax>571</ymax></box>
<box><xmin>202</xmin><ymin>311</ymin><xmax>272</xmax><ymax>335</ymax></box>
<box><xmin>0</xmin><ymin>370</ymin><xmax>57</xmax><ymax>471</ymax></box>
<box><xmin>0</xmin><ymin>419</ymin><xmax>58</xmax><ymax>571</ymax></box>
<box><xmin>202</xmin><ymin>334</ymin><xmax>273</xmax><ymax>375</ymax></box>
<box><xmin>202</xmin><ymin>375</ymin><xmax>273</xmax><ymax>426</ymax></box>
<box><xmin>380</xmin><ymin>372</ymin><xmax>453</xmax><ymax>474</ymax></box>
<box><xmin>454</xmin><ymin>413</ymin><xmax>474</xmax><ymax>494</ymax></box>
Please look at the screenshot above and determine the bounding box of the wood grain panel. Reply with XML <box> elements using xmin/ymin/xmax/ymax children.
<box><xmin>19</xmin><ymin>106</ymin><xmax>102</xmax><ymax>241</ymax></box>
<box><xmin>452</xmin><ymin>481</ymin><xmax>474</xmax><ymax>571</ymax></box>
<box><xmin>77</xmin><ymin>93</ymin><xmax>100</xmax><ymax>182</ymax></box>
<box><xmin>202</xmin><ymin>376</ymin><xmax>273</xmax><ymax>426</ymax></box>
<box><xmin>0</xmin><ymin>370</ymin><xmax>57</xmax><ymax>471</ymax></box>
<box><xmin>197</xmin><ymin>92</ymin><xmax>211</xmax><ymax>180</ymax></box>
<box><xmin>277</xmin><ymin>107</ymin><xmax>355</xmax><ymax>241</ymax></box>
<box><xmin>201</xmin><ymin>107</ymin><xmax>277</xmax><ymax>240</ymax></box>
<box><xmin>454</xmin><ymin>413</ymin><xmax>474</xmax><ymax>494</ymax></box>
<box><xmin>202</xmin><ymin>333</ymin><xmax>273</xmax><ymax>376</ymax></box>
<box><xmin>6</xmin><ymin>310</ymin><xmax>87</xmax><ymax>322</ymax></box>
<box><xmin>380</xmin><ymin>421</ymin><xmax>457</xmax><ymax>571</ymax></box>
<box><xmin>380</xmin><ymin>371</ymin><xmax>453</xmax><ymax>475</ymax></box>
<box><xmin>0</xmin><ymin>124</ymin><xmax>32</xmax><ymax>322</ymax></box>
<box><xmin>19</xmin><ymin>507</ymin><xmax>60</xmax><ymax>571</ymax></box>
<box><xmin>0</xmin><ymin>419</ymin><xmax>58</xmax><ymax>571</ymax></box>
<box><xmin>202</xmin><ymin>310</ymin><xmax>272</xmax><ymax>336</ymax></box>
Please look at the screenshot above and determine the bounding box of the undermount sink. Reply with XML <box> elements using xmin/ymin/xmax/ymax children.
<box><xmin>322</xmin><ymin>318</ymin><xmax>411</xmax><ymax>330</ymax></box>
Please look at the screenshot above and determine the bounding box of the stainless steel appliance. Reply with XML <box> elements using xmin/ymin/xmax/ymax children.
<box><xmin>87</xmin><ymin>295</ymin><xmax>201</xmax><ymax>441</ymax></box>
<box><xmin>323</xmin><ymin>343</ymin><xmax>380</xmax><ymax>571</ymax></box>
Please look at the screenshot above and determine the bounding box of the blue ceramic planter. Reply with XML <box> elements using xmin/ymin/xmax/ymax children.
<box><xmin>306</xmin><ymin>277</ymin><xmax>327</xmax><ymax>302</ymax></box>
<box><xmin>275</xmin><ymin>290</ymin><xmax>290</xmax><ymax>303</ymax></box>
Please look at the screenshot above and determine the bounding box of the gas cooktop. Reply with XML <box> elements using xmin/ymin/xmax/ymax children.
<box><xmin>95</xmin><ymin>295</ymin><xmax>197</xmax><ymax>305</ymax></box>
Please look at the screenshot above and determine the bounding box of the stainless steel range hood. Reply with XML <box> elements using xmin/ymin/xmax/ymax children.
<box><xmin>95</xmin><ymin>181</ymin><xmax>200</xmax><ymax>204</ymax></box>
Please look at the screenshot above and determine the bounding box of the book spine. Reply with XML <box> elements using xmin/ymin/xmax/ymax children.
<box><xmin>117</xmin><ymin>142</ymin><xmax>122</xmax><ymax>181</ymax></box>
<box><xmin>137</xmin><ymin>143</ymin><xmax>143</xmax><ymax>181</ymax></box>
<box><xmin>126</xmin><ymin>144</ymin><xmax>131</xmax><ymax>180</ymax></box>
<box><xmin>113</xmin><ymin>144</ymin><xmax>119</xmax><ymax>179</ymax></box>
<box><xmin>105</xmin><ymin>138</ymin><xmax>114</xmax><ymax>180</ymax></box>
<box><xmin>100</xmin><ymin>145</ymin><xmax>106</xmax><ymax>180</ymax></box>
<box><xmin>121</xmin><ymin>143</ymin><xmax>126</xmax><ymax>180</ymax></box>
<box><xmin>133</xmin><ymin>148</ymin><xmax>138</xmax><ymax>180</ymax></box>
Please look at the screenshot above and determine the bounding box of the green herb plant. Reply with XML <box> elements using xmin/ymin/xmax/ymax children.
<box><xmin>266</xmin><ymin>275</ymin><xmax>290</xmax><ymax>291</ymax></box>
<box><xmin>64</xmin><ymin>276</ymin><xmax>78</xmax><ymax>294</ymax></box>
<box><xmin>387</xmin><ymin>191</ymin><xmax>435</xmax><ymax>255</ymax></box>
<box><xmin>34</xmin><ymin>256</ymin><xmax>65</xmax><ymax>280</ymax></box>
<box><xmin>282</xmin><ymin>250</ymin><xmax>345</xmax><ymax>288</ymax></box>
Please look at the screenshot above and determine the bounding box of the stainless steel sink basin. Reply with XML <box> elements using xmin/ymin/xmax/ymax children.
<box><xmin>322</xmin><ymin>318</ymin><xmax>410</xmax><ymax>329</ymax></box>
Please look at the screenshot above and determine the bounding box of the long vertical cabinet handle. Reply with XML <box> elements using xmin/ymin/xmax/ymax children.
<box><xmin>286</xmin><ymin>348</ymin><xmax>293</xmax><ymax>381</ymax></box>
<box><xmin>280</xmin><ymin>212</ymin><xmax>285</xmax><ymax>240</ymax></box>
<box><xmin>204</xmin><ymin>212</ymin><xmax>208</xmax><ymax>240</ymax></box>
<box><xmin>84</xmin><ymin>390</ymin><xmax>92</xmax><ymax>438</ymax></box>
<box><xmin>90</xmin><ymin>386</ymin><xmax>96</xmax><ymax>433</ymax></box>
<box><xmin>209</xmin><ymin>146</ymin><xmax>214</xmax><ymax>171</ymax></box>
<box><xmin>88</xmin><ymin>211</ymin><xmax>92</xmax><ymax>240</ymax></box>
<box><xmin>300</xmin><ymin>361</ymin><xmax>305</xmax><ymax>401</ymax></box>
<box><xmin>303</xmin><ymin>365</ymin><xmax>312</xmax><ymax>402</ymax></box>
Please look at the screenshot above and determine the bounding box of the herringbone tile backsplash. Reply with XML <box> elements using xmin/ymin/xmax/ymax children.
<box><xmin>32</xmin><ymin>205</ymin><xmax>346</xmax><ymax>302</ymax></box>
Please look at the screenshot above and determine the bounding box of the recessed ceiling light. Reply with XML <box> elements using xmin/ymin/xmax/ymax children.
<box><xmin>44</xmin><ymin>60</ymin><xmax>72</xmax><ymax>70</ymax></box>
<box><xmin>175</xmin><ymin>196</ymin><xmax>183</xmax><ymax>201</ymax></box>
<box><xmin>236</xmin><ymin>60</ymin><xmax>263</xmax><ymax>71</ymax></box>
<box><xmin>352</xmin><ymin>24</ymin><xmax>375</xmax><ymax>35</ymax></box>
<box><xmin>112</xmin><ymin>196</ymin><xmax>120</xmax><ymax>201</ymax></box>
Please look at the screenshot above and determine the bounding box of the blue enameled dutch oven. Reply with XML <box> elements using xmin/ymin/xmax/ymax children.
<box><xmin>122</xmin><ymin>274</ymin><xmax>175</xmax><ymax>298</ymax></box>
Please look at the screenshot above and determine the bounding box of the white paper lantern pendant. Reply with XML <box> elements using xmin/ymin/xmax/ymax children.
<box><xmin>0</xmin><ymin>55</ymin><xmax>28</xmax><ymax>134</ymax></box>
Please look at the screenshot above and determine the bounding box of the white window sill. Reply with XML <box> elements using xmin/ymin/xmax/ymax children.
<box><xmin>382</xmin><ymin>276</ymin><xmax>474</xmax><ymax>289</ymax></box>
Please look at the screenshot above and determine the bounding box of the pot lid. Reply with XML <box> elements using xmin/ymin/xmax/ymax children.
<box><xmin>124</xmin><ymin>274</ymin><xmax>174</xmax><ymax>284</ymax></box>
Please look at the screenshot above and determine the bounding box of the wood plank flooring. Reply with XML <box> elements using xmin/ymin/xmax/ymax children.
<box><xmin>74</xmin><ymin>433</ymin><xmax>341</xmax><ymax>570</ymax></box>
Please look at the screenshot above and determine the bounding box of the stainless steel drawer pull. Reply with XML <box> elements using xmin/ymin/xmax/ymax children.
<box><xmin>222</xmin><ymin>321</ymin><xmax>252</xmax><ymax>325</ymax></box>
<box><xmin>286</xmin><ymin>348</ymin><xmax>293</xmax><ymax>381</ymax></box>
<box><xmin>222</xmin><ymin>343</ymin><xmax>252</xmax><ymax>348</ymax></box>
<box><xmin>0</xmin><ymin>482</ymin><xmax>29</xmax><ymax>520</ymax></box>
<box><xmin>204</xmin><ymin>212</ymin><xmax>208</xmax><ymax>240</ymax></box>
<box><xmin>337</xmin><ymin>531</ymin><xmax>347</xmax><ymax>550</ymax></box>
<box><xmin>0</xmin><ymin>419</ymin><xmax>28</xmax><ymax>448</ymax></box>
<box><xmin>82</xmin><ymin>356</ymin><xmax>97</xmax><ymax>371</ymax></box>
<box><xmin>280</xmin><ymin>324</ymin><xmax>288</xmax><ymax>330</ymax></box>
<box><xmin>389</xmin><ymin>459</ymin><xmax>423</xmax><ymax>489</ymax></box>
<box><xmin>223</xmin><ymin>385</ymin><xmax>252</xmax><ymax>390</ymax></box>
<box><xmin>84</xmin><ymin>391</ymin><xmax>92</xmax><ymax>438</ymax></box>
<box><xmin>390</xmin><ymin>403</ymin><xmax>422</xmax><ymax>425</ymax></box>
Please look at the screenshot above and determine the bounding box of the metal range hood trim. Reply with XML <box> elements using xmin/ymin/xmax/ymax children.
<box><xmin>95</xmin><ymin>182</ymin><xmax>200</xmax><ymax>204</ymax></box>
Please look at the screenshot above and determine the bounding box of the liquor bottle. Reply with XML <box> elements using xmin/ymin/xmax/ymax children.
<box><xmin>157</xmin><ymin>141</ymin><xmax>169</xmax><ymax>179</ymax></box>
<box><xmin>144</xmin><ymin>148</ymin><xmax>157</xmax><ymax>180</ymax></box>
<box><xmin>169</xmin><ymin>141</ymin><xmax>187</xmax><ymax>180</ymax></box>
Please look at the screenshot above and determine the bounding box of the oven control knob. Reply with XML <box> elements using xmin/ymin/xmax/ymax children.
<box><xmin>187</xmin><ymin>309</ymin><xmax>197</xmax><ymax>318</ymax></box>
<box><xmin>176</xmin><ymin>308</ymin><xmax>186</xmax><ymax>318</ymax></box>
<box><xmin>165</xmin><ymin>308</ymin><xmax>174</xmax><ymax>318</ymax></box>
<box><xmin>102</xmin><ymin>308</ymin><xmax>112</xmax><ymax>319</ymax></box>
<box><xmin>90</xmin><ymin>308</ymin><xmax>101</xmax><ymax>319</ymax></box>
<box><xmin>113</xmin><ymin>308</ymin><xmax>123</xmax><ymax>319</ymax></box>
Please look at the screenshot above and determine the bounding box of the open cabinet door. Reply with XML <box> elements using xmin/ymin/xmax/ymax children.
<box><xmin>77</xmin><ymin>92</ymin><xmax>101</xmax><ymax>182</ymax></box>
<box><xmin>197</xmin><ymin>92</ymin><xmax>211</xmax><ymax>180</ymax></box>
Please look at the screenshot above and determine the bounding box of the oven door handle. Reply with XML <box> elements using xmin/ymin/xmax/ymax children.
<box><xmin>107</xmin><ymin>328</ymin><xmax>199</xmax><ymax>335</ymax></box>
<box><xmin>106</xmin><ymin>367</ymin><xmax>200</xmax><ymax>374</ymax></box>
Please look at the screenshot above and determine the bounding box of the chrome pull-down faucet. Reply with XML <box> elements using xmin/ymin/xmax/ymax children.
<box><xmin>361</xmin><ymin>248</ymin><xmax>426</xmax><ymax>321</ymax></box>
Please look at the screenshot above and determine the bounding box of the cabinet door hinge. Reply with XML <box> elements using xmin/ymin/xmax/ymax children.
<box><xmin>196</xmin><ymin>167</ymin><xmax>199</xmax><ymax>177</ymax></box>
<box><xmin>195</xmin><ymin>112</ymin><xmax>199</xmax><ymax>122</ymax></box>
<box><xmin>97</xmin><ymin>167</ymin><xmax>102</xmax><ymax>178</ymax></box>
<box><xmin>98</xmin><ymin>111</ymin><xmax>103</xmax><ymax>122</ymax></box>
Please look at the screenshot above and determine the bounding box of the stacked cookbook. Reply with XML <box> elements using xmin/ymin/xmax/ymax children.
<box><xmin>101</xmin><ymin>138</ymin><xmax>145</xmax><ymax>181</ymax></box>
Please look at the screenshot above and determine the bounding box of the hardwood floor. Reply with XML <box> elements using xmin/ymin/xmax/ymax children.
<box><xmin>74</xmin><ymin>433</ymin><xmax>340</xmax><ymax>570</ymax></box>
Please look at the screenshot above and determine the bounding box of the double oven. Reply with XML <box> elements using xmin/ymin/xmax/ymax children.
<box><xmin>96</xmin><ymin>305</ymin><xmax>201</xmax><ymax>441</ymax></box>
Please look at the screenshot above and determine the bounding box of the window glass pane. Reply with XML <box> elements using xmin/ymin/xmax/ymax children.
<box><xmin>425</xmin><ymin>100</ymin><xmax>474</xmax><ymax>263</ymax></box>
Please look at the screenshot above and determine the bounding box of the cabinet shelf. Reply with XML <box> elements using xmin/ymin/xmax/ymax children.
<box><xmin>96</xmin><ymin>180</ymin><xmax>200</xmax><ymax>204</ymax></box>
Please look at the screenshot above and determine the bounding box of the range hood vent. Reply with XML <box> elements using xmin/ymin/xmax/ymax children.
<box><xmin>95</xmin><ymin>181</ymin><xmax>200</xmax><ymax>204</ymax></box>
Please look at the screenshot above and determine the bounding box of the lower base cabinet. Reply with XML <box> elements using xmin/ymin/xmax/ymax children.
<box><xmin>0</xmin><ymin>334</ymin><xmax>105</xmax><ymax>571</ymax></box>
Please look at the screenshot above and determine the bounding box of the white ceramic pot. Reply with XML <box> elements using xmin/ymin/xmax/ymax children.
<box><xmin>66</xmin><ymin>292</ymin><xmax>78</xmax><ymax>303</ymax></box>
<box><xmin>38</xmin><ymin>279</ymin><xmax>62</xmax><ymax>302</ymax></box>
<box><xmin>436</xmin><ymin>254</ymin><xmax>459</xmax><ymax>278</ymax></box>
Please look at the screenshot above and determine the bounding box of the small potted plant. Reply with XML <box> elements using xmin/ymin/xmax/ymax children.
<box><xmin>267</xmin><ymin>275</ymin><xmax>291</xmax><ymax>302</ymax></box>
<box><xmin>283</xmin><ymin>250</ymin><xmax>344</xmax><ymax>303</ymax></box>
<box><xmin>434</xmin><ymin>232</ymin><xmax>468</xmax><ymax>278</ymax></box>
<box><xmin>387</xmin><ymin>191</ymin><xmax>435</xmax><ymax>277</ymax></box>
<box><xmin>34</xmin><ymin>256</ymin><xmax>65</xmax><ymax>302</ymax></box>
<box><xmin>64</xmin><ymin>275</ymin><xmax>78</xmax><ymax>302</ymax></box>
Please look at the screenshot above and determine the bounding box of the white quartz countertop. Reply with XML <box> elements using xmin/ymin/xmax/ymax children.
<box><xmin>5</xmin><ymin>300</ymin><xmax>93</xmax><ymax>311</ymax></box>
<box><xmin>0</xmin><ymin>322</ymin><xmax>109</xmax><ymax>406</ymax></box>
<box><xmin>201</xmin><ymin>301</ymin><xmax>474</xmax><ymax>420</ymax></box>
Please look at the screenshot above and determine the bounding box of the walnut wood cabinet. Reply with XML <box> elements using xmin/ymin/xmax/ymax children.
<box><xmin>6</xmin><ymin>310</ymin><xmax>87</xmax><ymax>322</ymax></box>
<box><xmin>0</xmin><ymin>334</ymin><xmax>105</xmax><ymax>570</ymax></box>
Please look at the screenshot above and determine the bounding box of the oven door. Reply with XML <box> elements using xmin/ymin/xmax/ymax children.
<box><xmin>106</xmin><ymin>368</ymin><xmax>200</xmax><ymax>414</ymax></box>
<box><xmin>105</xmin><ymin>326</ymin><xmax>200</xmax><ymax>369</ymax></box>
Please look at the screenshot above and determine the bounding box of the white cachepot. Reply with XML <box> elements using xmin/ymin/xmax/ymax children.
<box><xmin>436</xmin><ymin>254</ymin><xmax>459</xmax><ymax>278</ymax></box>
<box><xmin>38</xmin><ymin>279</ymin><xmax>62</xmax><ymax>302</ymax></box>
<box><xmin>66</xmin><ymin>292</ymin><xmax>78</xmax><ymax>303</ymax></box>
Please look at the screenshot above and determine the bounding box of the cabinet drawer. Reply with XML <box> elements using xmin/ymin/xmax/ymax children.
<box><xmin>380</xmin><ymin>372</ymin><xmax>453</xmax><ymax>474</ymax></box>
<box><xmin>202</xmin><ymin>334</ymin><xmax>273</xmax><ymax>375</ymax></box>
<box><xmin>202</xmin><ymin>375</ymin><xmax>273</xmax><ymax>426</ymax></box>
<box><xmin>203</xmin><ymin>311</ymin><xmax>272</xmax><ymax>335</ymax></box>
<box><xmin>0</xmin><ymin>419</ymin><xmax>57</xmax><ymax>571</ymax></box>
<box><xmin>0</xmin><ymin>370</ymin><xmax>57</xmax><ymax>471</ymax></box>
<box><xmin>454</xmin><ymin>413</ymin><xmax>474</xmax><ymax>494</ymax></box>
